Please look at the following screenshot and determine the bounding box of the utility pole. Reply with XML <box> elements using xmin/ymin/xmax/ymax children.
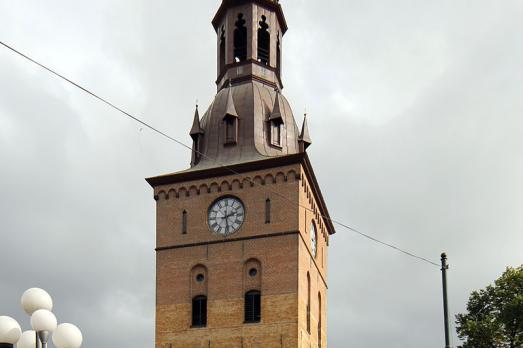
<box><xmin>441</xmin><ymin>252</ymin><xmax>451</xmax><ymax>348</ymax></box>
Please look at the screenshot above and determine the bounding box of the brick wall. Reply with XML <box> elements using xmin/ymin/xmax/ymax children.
<box><xmin>153</xmin><ymin>163</ymin><xmax>329</xmax><ymax>347</ymax></box>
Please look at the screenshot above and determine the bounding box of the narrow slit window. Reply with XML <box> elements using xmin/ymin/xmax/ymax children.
<box><xmin>192</xmin><ymin>296</ymin><xmax>207</xmax><ymax>327</ymax></box>
<box><xmin>182</xmin><ymin>210</ymin><xmax>188</xmax><ymax>234</ymax></box>
<box><xmin>193</xmin><ymin>138</ymin><xmax>201</xmax><ymax>165</ymax></box>
<box><xmin>257</xmin><ymin>15</ymin><xmax>270</xmax><ymax>65</ymax></box>
<box><xmin>234</xmin><ymin>14</ymin><xmax>247</xmax><ymax>62</ymax></box>
<box><xmin>244</xmin><ymin>290</ymin><xmax>261</xmax><ymax>323</ymax></box>
<box><xmin>276</xmin><ymin>33</ymin><xmax>281</xmax><ymax>74</ymax></box>
<box><xmin>220</xmin><ymin>26</ymin><xmax>226</xmax><ymax>73</ymax></box>
<box><xmin>318</xmin><ymin>293</ymin><xmax>322</xmax><ymax>348</ymax></box>
<box><xmin>265</xmin><ymin>198</ymin><xmax>271</xmax><ymax>224</ymax></box>
<box><xmin>307</xmin><ymin>273</ymin><xmax>311</xmax><ymax>333</ymax></box>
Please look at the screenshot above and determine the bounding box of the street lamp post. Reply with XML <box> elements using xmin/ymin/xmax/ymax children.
<box><xmin>0</xmin><ymin>288</ymin><xmax>82</xmax><ymax>348</ymax></box>
<box><xmin>21</xmin><ymin>288</ymin><xmax>53</xmax><ymax>348</ymax></box>
<box><xmin>30</xmin><ymin>310</ymin><xmax>57</xmax><ymax>348</ymax></box>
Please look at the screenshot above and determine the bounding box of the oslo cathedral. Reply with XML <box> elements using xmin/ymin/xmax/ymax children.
<box><xmin>146</xmin><ymin>0</ymin><xmax>336</xmax><ymax>347</ymax></box>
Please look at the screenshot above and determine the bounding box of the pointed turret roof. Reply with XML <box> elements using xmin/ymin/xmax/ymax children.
<box><xmin>190</xmin><ymin>105</ymin><xmax>204</xmax><ymax>139</ymax></box>
<box><xmin>223</xmin><ymin>85</ymin><xmax>239</xmax><ymax>119</ymax></box>
<box><xmin>298</xmin><ymin>113</ymin><xmax>312</xmax><ymax>151</ymax></box>
<box><xmin>269</xmin><ymin>91</ymin><xmax>284</xmax><ymax>123</ymax></box>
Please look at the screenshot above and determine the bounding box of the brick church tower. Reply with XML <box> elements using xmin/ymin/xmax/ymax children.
<box><xmin>146</xmin><ymin>1</ymin><xmax>335</xmax><ymax>347</ymax></box>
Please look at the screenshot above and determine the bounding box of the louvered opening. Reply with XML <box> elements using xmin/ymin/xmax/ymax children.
<box><xmin>192</xmin><ymin>296</ymin><xmax>207</xmax><ymax>327</ymax></box>
<box><xmin>244</xmin><ymin>290</ymin><xmax>261</xmax><ymax>323</ymax></box>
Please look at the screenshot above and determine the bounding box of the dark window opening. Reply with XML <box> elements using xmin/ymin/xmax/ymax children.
<box><xmin>192</xmin><ymin>296</ymin><xmax>207</xmax><ymax>327</ymax></box>
<box><xmin>276</xmin><ymin>33</ymin><xmax>281</xmax><ymax>74</ymax></box>
<box><xmin>244</xmin><ymin>290</ymin><xmax>261</xmax><ymax>323</ymax></box>
<box><xmin>196</xmin><ymin>274</ymin><xmax>205</xmax><ymax>283</ymax></box>
<box><xmin>220</xmin><ymin>26</ymin><xmax>226</xmax><ymax>73</ymax></box>
<box><xmin>307</xmin><ymin>273</ymin><xmax>311</xmax><ymax>333</ymax></box>
<box><xmin>182</xmin><ymin>210</ymin><xmax>188</xmax><ymax>234</ymax></box>
<box><xmin>234</xmin><ymin>14</ymin><xmax>247</xmax><ymax>62</ymax></box>
<box><xmin>193</xmin><ymin>137</ymin><xmax>201</xmax><ymax>165</ymax></box>
<box><xmin>257</xmin><ymin>15</ymin><xmax>270</xmax><ymax>65</ymax></box>
<box><xmin>265</xmin><ymin>198</ymin><xmax>271</xmax><ymax>224</ymax></box>
<box><xmin>249</xmin><ymin>268</ymin><xmax>258</xmax><ymax>277</ymax></box>
<box><xmin>225</xmin><ymin>117</ymin><xmax>237</xmax><ymax>144</ymax></box>
<box><xmin>318</xmin><ymin>293</ymin><xmax>322</xmax><ymax>348</ymax></box>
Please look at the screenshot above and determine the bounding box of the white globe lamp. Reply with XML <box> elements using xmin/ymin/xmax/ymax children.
<box><xmin>30</xmin><ymin>310</ymin><xmax>57</xmax><ymax>348</ymax></box>
<box><xmin>16</xmin><ymin>330</ymin><xmax>37</xmax><ymax>348</ymax></box>
<box><xmin>0</xmin><ymin>316</ymin><xmax>22</xmax><ymax>347</ymax></box>
<box><xmin>21</xmin><ymin>288</ymin><xmax>53</xmax><ymax>315</ymax></box>
<box><xmin>30</xmin><ymin>310</ymin><xmax>57</xmax><ymax>332</ymax></box>
<box><xmin>52</xmin><ymin>324</ymin><xmax>83</xmax><ymax>348</ymax></box>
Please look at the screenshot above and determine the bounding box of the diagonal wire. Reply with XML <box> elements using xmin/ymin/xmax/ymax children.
<box><xmin>0</xmin><ymin>40</ymin><xmax>440</xmax><ymax>268</ymax></box>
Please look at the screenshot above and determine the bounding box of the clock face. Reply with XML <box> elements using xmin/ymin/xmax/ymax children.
<box><xmin>310</xmin><ymin>222</ymin><xmax>317</xmax><ymax>257</ymax></box>
<box><xmin>208</xmin><ymin>196</ymin><xmax>245</xmax><ymax>236</ymax></box>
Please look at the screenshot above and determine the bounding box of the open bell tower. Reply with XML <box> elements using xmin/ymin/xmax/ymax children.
<box><xmin>214</xmin><ymin>0</ymin><xmax>287</xmax><ymax>91</ymax></box>
<box><xmin>147</xmin><ymin>1</ymin><xmax>335</xmax><ymax>347</ymax></box>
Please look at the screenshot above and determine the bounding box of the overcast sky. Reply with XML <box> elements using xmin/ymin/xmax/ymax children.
<box><xmin>1</xmin><ymin>0</ymin><xmax>522</xmax><ymax>347</ymax></box>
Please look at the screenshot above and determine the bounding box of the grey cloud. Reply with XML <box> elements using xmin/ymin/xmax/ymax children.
<box><xmin>1</xmin><ymin>1</ymin><xmax>522</xmax><ymax>347</ymax></box>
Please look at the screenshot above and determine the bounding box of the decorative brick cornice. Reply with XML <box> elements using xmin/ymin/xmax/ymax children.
<box><xmin>146</xmin><ymin>154</ymin><xmax>335</xmax><ymax>235</ymax></box>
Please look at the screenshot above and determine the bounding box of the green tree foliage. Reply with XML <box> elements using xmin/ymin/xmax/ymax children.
<box><xmin>456</xmin><ymin>265</ymin><xmax>523</xmax><ymax>348</ymax></box>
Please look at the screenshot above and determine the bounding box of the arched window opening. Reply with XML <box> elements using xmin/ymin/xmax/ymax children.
<box><xmin>234</xmin><ymin>14</ymin><xmax>247</xmax><ymax>62</ymax></box>
<box><xmin>257</xmin><ymin>15</ymin><xmax>270</xmax><ymax>65</ymax></box>
<box><xmin>307</xmin><ymin>273</ymin><xmax>311</xmax><ymax>333</ymax></box>
<box><xmin>318</xmin><ymin>293</ymin><xmax>322</xmax><ymax>348</ymax></box>
<box><xmin>225</xmin><ymin>117</ymin><xmax>237</xmax><ymax>144</ymax></box>
<box><xmin>220</xmin><ymin>26</ymin><xmax>226</xmax><ymax>73</ymax></box>
<box><xmin>192</xmin><ymin>295</ymin><xmax>207</xmax><ymax>327</ymax></box>
<box><xmin>182</xmin><ymin>210</ymin><xmax>188</xmax><ymax>234</ymax></box>
<box><xmin>244</xmin><ymin>290</ymin><xmax>261</xmax><ymax>323</ymax></box>
<box><xmin>265</xmin><ymin>198</ymin><xmax>271</xmax><ymax>224</ymax></box>
<box><xmin>276</xmin><ymin>33</ymin><xmax>281</xmax><ymax>74</ymax></box>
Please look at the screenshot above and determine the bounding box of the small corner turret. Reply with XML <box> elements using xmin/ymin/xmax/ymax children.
<box><xmin>189</xmin><ymin>105</ymin><xmax>204</xmax><ymax>167</ymax></box>
<box><xmin>298</xmin><ymin>113</ymin><xmax>312</xmax><ymax>152</ymax></box>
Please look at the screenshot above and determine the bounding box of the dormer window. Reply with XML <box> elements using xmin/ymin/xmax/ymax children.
<box><xmin>223</xmin><ymin>85</ymin><xmax>239</xmax><ymax>145</ymax></box>
<box><xmin>270</xmin><ymin>120</ymin><xmax>283</xmax><ymax>147</ymax></box>
<box><xmin>224</xmin><ymin>115</ymin><xmax>238</xmax><ymax>145</ymax></box>
<box><xmin>258</xmin><ymin>15</ymin><xmax>270</xmax><ymax>65</ymax></box>
<box><xmin>269</xmin><ymin>93</ymin><xmax>284</xmax><ymax>148</ymax></box>
<box><xmin>234</xmin><ymin>14</ymin><xmax>247</xmax><ymax>62</ymax></box>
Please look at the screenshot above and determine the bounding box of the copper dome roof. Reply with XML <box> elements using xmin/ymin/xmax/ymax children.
<box><xmin>190</xmin><ymin>81</ymin><xmax>304</xmax><ymax>170</ymax></box>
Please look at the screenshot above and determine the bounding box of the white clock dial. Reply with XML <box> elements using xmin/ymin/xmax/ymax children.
<box><xmin>310</xmin><ymin>222</ymin><xmax>317</xmax><ymax>257</ymax></box>
<box><xmin>208</xmin><ymin>196</ymin><xmax>245</xmax><ymax>236</ymax></box>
